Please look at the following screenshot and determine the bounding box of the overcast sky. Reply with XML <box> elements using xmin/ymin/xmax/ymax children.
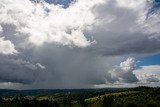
<box><xmin>0</xmin><ymin>0</ymin><xmax>160</xmax><ymax>89</ymax></box>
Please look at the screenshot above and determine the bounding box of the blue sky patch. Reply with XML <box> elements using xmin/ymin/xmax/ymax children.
<box><xmin>138</xmin><ymin>54</ymin><xmax>160</xmax><ymax>67</ymax></box>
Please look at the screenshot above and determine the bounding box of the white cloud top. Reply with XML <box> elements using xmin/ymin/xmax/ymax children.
<box><xmin>0</xmin><ymin>0</ymin><xmax>104</xmax><ymax>47</ymax></box>
<box><xmin>107</xmin><ymin>57</ymin><xmax>138</xmax><ymax>84</ymax></box>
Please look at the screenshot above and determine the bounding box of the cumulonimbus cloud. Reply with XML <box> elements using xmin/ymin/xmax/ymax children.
<box><xmin>0</xmin><ymin>0</ymin><xmax>160</xmax><ymax>89</ymax></box>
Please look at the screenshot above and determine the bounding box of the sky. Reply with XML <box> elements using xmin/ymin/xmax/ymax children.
<box><xmin>0</xmin><ymin>0</ymin><xmax>160</xmax><ymax>89</ymax></box>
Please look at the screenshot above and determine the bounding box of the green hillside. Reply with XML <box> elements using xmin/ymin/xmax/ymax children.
<box><xmin>0</xmin><ymin>87</ymin><xmax>160</xmax><ymax>107</ymax></box>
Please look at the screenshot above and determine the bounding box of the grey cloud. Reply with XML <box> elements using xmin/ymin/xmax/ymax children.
<box><xmin>0</xmin><ymin>55</ymin><xmax>44</xmax><ymax>84</ymax></box>
<box><xmin>146</xmin><ymin>77</ymin><xmax>159</xmax><ymax>82</ymax></box>
<box><xmin>0</xmin><ymin>0</ymin><xmax>160</xmax><ymax>89</ymax></box>
<box><xmin>85</xmin><ymin>0</ymin><xmax>160</xmax><ymax>56</ymax></box>
<box><xmin>25</xmin><ymin>44</ymin><xmax>108</xmax><ymax>89</ymax></box>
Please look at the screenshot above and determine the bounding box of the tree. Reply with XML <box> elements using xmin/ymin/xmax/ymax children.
<box><xmin>146</xmin><ymin>101</ymin><xmax>158</xmax><ymax>107</ymax></box>
<box><xmin>102</xmin><ymin>95</ymin><xmax>115</xmax><ymax>107</ymax></box>
<box><xmin>124</xmin><ymin>101</ymin><xmax>138</xmax><ymax>107</ymax></box>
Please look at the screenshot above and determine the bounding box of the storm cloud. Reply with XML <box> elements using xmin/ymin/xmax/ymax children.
<box><xmin>0</xmin><ymin>0</ymin><xmax>160</xmax><ymax>89</ymax></box>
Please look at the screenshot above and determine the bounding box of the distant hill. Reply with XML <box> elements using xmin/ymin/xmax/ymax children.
<box><xmin>0</xmin><ymin>88</ymin><xmax>127</xmax><ymax>97</ymax></box>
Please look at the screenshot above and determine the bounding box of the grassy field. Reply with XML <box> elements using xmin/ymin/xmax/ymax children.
<box><xmin>85</xmin><ymin>91</ymin><xmax>139</xmax><ymax>103</ymax></box>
